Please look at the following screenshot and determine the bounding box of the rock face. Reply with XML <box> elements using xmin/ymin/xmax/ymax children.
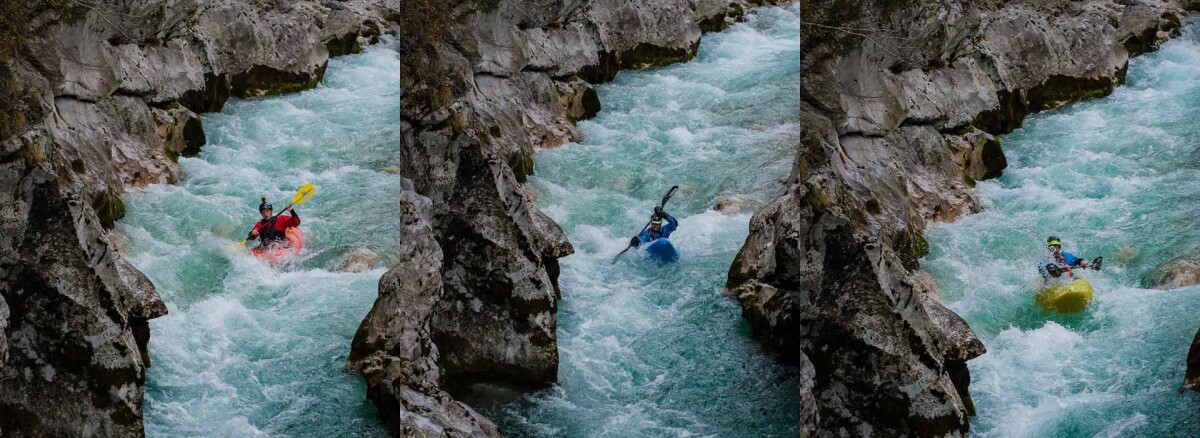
<box><xmin>1143</xmin><ymin>251</ymin><xmax>1200</xmax><ymax>290</ymax></box>
<box><xmin>360</xmin><ymin>0</ymin><xmax>781</xmax><ymax>433</ymax></box>
<box><xmin>0</xmin><ymin>1</ymin><xmax>395</xmax><ymax>435</ymax></box>
<box><xmin>1187</xmin><ymin>328</ymin><xmax>1200</xmax><ymax>389</ymax></box>
<box><xmin>348</xmin><ymin>191</ymin><xmax>501</xmax><ymax>436</ymax></box>
<box><xmin>728</xmin><ymin>0</ymin><xmax>1185</xmax><ymax>434</ymax></box>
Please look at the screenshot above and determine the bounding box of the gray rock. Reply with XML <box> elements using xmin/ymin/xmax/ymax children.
<box><xmin>0</xmin><ymin>1</ymin><xmax>395</xmax><ymax>435</ymax></box>
<box><xmin>735</xmin><ymin>0</ymin><xmax>1186</xmax><ymax>434</ymax></box>
<box><xmin>1143</xmin><ymin>251</ymin><xmax>1200</xmax><ymax>290</ymax></box>
<box><xmin>381</xmin><ymin>0</ymin><xmax>786</xmax><ymax>431</ymax></box>
<box><xmin>348</xmin><ymin>191</ymin><xmax>501</xmax><ymax>437</ymax></box>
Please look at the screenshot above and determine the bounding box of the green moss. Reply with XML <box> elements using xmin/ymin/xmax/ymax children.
<box><xmin>893</xmin><ymin>226</ymin><xmax>929</xmax><ymax>270</ymax></box>
<box><xmin>91</xmin><ymin>188</ymin><xmax>126</xmax><ymax>229</ymax></box>
<box><xmin>618</xmin><ymin>42</ymin><xmax>698</xmax><ymax>70</ymax></box>
<box><xmin>509</xmin><ymin>150</ymin><xmax>535</xmax><ymax>183</ymax></box>
<box><xmin>325</xmin><ymin>32</ymin><xmax>363</xmax><ymax>56</ymax></box>
<box><xmin>479</xmin><ymin>0</ymin><xmax>501</xmax><ymax>14</ymax></box>
<box><xmin>230</xmin><ymin>64</ymin><xmax>326</xmax><ymax>98</ymax></box>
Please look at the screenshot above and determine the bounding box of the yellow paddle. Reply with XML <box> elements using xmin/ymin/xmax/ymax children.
<box><xmin>240</xmin><ymin>182</ymin><xmax>316</xmax><ymax>247</ymax></box>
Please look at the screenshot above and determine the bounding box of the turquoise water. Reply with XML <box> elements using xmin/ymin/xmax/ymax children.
<box><xmin>468</xmin><ymin>6</ymin><xmax>802</xmax><ymax>436</ymax></box>
<box><xmin>924</xmin><ymin>25</ymin><xmax>1200</xmax><ymax>436</ymax></box>
<box><xmin>117</xmin><ymin>39</ymin><xmax>397</xmax><ymax>435</ymax></box>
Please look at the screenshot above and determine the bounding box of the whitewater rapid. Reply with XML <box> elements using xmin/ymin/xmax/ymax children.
<box><xmin>117</xmin><ymin>39</ymin><xmax>398</xmax><ymax>435</ymax></box>
<box><xmin>460</xmin><ymin>6</ymin><xmax>802</xmax><ymax>436</ymax></box>
<box><xmin>924</xmin><ymin>25</ymin><xmax>1200</xmax><ymax>436</ymax></box>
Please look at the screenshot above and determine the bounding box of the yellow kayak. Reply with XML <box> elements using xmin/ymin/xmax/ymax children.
<box><xmin>1036</xmin><ymin>279</ymin><xmax>1094</xmax><ymax>313</ymax></box>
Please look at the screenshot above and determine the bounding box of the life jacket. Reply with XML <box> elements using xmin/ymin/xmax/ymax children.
<box><xmin>258</xmin><ymin>221</ymin><xmax>287</xmax><ymax>246</ymax></box>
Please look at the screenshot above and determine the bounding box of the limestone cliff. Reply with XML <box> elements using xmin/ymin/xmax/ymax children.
<box><xmin>0</xmin><ymin>1</ymin><xmax>395</xmax><ymax>435</ymax></box>
<box><xmin>358</xmin><ymin>0</ymin><xmax>783</xmax><ymax>434</ymax></box>
<box><xmin>728</xmin><ymin>0</ymin><xmax>1186</xmax><ymax>435</ymax></box>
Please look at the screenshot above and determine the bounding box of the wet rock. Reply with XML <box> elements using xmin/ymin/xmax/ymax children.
<box><xmin>712</xmin><ymin>194</ymin><xmax>752</xmax><ymax>215</ymax></box>
<box><xmin>736</xmin><ymin>1</ymin><xmax>1184</xmax><ymax>433</ymax></box>
<box><xmin>334</xmin><ymin>248</ymin><xmax>383</xmax><ymax>273</ymax></box>
<box><xmin>349</xmin><ymin>191</ymin><xmax>500</xmax><ymax>437</ymax></box>
<box><xmin>1</xmin><ymin>1</ymin><xmax>396</xmax><ymax>435</ymax></box>
<box><xmin>386</xmin><ymin>0</ymin><xmax>780</xmax><ymax>429</ymax></box>
<box><xmin>1186</xmin><ymin>328</ymin><xmax>1200</xmax><ymax>389</ymax></box>
<box><xmin>1143</xmin><ymin>251</ymin><xmax>1200</xmax><ymax>290</ymax></box>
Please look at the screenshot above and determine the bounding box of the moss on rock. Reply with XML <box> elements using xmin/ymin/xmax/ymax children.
<box><xmin>618</xmin><ymin>41</ymin><xmax>700</xmax><ymax>71</ymax></box>
<box><xmin>230</xmin><ymin>63</ymin><xmax>327</xmax><ymax>99</ymax></box>
<box><xmin>509</xmin><ymin>150</ymin><xmax>535</xmax><ymax>183</ymax></box>
<box><xmin>91</xmin><ymin>188</ymin><xmax>125</xmax><ymax>229</ymax></box>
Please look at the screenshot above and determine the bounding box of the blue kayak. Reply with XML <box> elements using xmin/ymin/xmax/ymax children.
<box><xmin>644</xmin><ymin>238</ymin><xmax>679</xmax><ymax>263</ymax></box>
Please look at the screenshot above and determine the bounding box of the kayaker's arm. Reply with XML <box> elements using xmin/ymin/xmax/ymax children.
<box><xmin>636</xmin><ymin>229</ymin><xmax>651</xmax><ymax>245</ymax></box>
<box><xmin>247</xmin><ymin>222</ymin><xmax>262</xmax><ymax>240</ymax></box>
<box><xmin>663</xmin><ymin>214</ymin><xmax>678</xmax><ymax>234</ymax></box>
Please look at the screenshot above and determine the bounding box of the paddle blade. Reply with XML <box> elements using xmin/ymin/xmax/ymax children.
<box><xmin>239</xmin><ymin>239</ymin><xmax>247</xmax><ymax>247</ymax></box>
<box><xmin>292</xmin><ymin>182</ymin><xmax>315</xmax><ymax>205</ymax></box>
<box><xmin>662</xmin><ymin>185</ymin><xmax>679</xmax><ymax>206</ymax></box>
<box><xmin>1092</xmin><ymin>256</ymin><xmax>1103</xmax><ymax>271</ymax></box>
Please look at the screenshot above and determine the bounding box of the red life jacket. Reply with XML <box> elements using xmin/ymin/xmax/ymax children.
<box><xmin>252</xmin><ymin>213</ymin><xmax>299</xmax><ymax>247</ymax></box>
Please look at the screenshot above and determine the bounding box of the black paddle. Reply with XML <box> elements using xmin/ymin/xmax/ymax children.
<box><xmin>1044</xmin><ymin>256</ymin><xmax>1103</xmax><ymax>278</ymax></box>
<box><xmin>612</xmin><ymin>185</ymin><xmax>679</xmax><ymax>264</ymax></box>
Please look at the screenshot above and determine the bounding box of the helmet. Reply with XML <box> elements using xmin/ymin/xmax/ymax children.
<box><xmin>259</xmin><ymin>197</ymin><xmax>273</xmax><ymax>212</ymax></box>
<box><xmin>1047</xmin><ymin>236</ymin><xmax>1061</xmax><ymax>247</ymax></box>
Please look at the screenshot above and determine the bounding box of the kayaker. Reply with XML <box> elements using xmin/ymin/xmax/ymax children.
<box><xmin>246</xmin><ymin>197</ymin><xmax>300</xmax><ymax>248</ymax></box>
<box><xmin>630</xmin><ymin>206</ymin><xmax>677</xmax><ymax>248</ymax></box>
<box><xmin>1038</xmin><ymin>236</ymin><xmax>1090</xmax><ymax>279</ymax></box>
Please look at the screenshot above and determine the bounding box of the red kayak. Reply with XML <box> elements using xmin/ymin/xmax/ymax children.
<box><xmin>251</xmin><ymin>228</ymin><xmax>303</xmax><ymax>264</ymax></box>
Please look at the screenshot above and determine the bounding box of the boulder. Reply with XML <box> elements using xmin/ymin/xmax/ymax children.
<box><xmin>334</xmin><ymin>248</ymin><xmax>383</xmax><ymax>273</ymax></box>
<box><xmin>1143</xmin><ymin>251</ymin><xmax>1200</xmax><ymax>290</ymax></box>
<box><xmin>712</xmin><ymin>194</ymin><xmax>752</xmax><ymax>215</ymax></box>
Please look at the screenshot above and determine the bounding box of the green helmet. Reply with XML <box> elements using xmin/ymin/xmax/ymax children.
<box><xmin>1047</xmin><ymin>236</ymin><xmax>1061</xmax><ymax>247</ymax></box>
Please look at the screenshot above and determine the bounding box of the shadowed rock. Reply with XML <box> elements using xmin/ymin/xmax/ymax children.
<box><xmin>348</xmin><ymin>191</ymin><xmax>501</xmax><ymax>437</ymax></box>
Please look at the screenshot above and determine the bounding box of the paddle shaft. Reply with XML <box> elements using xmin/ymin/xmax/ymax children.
<box><xmin>612</xmin><ymin>186</ymin><xmax>679</xmax><ymax>263</ymax></box>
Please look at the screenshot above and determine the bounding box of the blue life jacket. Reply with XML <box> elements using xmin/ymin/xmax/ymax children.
<box><xmin>638</xmin><ymin>215</ymin><xmax>678</xmax><ymax>244</ymax></box>
<box><xmin>1038</xmin><ymin>250</ymin><xmax>1081</xmax><ymax>278</ymax></box>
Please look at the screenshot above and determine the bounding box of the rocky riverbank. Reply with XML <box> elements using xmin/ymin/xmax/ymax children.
<box><xmin>367</xmin><ymin>0</ymin><xmax>785</xmax><ymax>433</ymax></box>
<box><xmin>0</xmin><ymin>1</ymin><xmax>395</xmax><ymax>435</ymax></box>
<box><xmin>727</xmin><ymin>0</ymin><xmax>1189</xmax><ymax>434</ymax></box>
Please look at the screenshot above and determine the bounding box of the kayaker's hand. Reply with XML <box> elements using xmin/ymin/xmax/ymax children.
<box><xmin>1080</xmin><ymin>260</ymin><xmax>1090</xmax><ymax>268</ymax></box>
<box><xmin>630</xmin><ymin>236</ymin><xmax>641</xmax><ymax>248</ymax></box>
<box><xmin>285</xmin><ymin>203</ymin><xmax>294</xmax><ymax>211</ymax></box>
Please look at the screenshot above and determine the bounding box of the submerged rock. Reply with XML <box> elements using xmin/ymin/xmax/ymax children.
<box><xmin>334</xmin><ymin>248</ymin><xmax>383</xmax><ymax>273</ymax></box>
<box><xmin>1143</xmin><ymin>251</ymin><xmax>1200</xmax><ymax>290</ymax></box>
<box><xmin>712</xmin><ymin>194</ymin><xmax>752</xmax><ymax>215</ymax></box>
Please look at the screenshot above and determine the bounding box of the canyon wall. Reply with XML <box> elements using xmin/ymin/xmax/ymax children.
<box><xmin>0</xmin><ymin>1</ymin><xmax>395</xmax><ymax>435</ymax></box>
<box><xmin>356</xmin><ymin>0</ymin><xmax>787</xmax><ymax>433</ymax></box>
<box><xmin>728</xmin><ymin>0</ymin><xmax>1186</xmax><ymax>435</ymax></box>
